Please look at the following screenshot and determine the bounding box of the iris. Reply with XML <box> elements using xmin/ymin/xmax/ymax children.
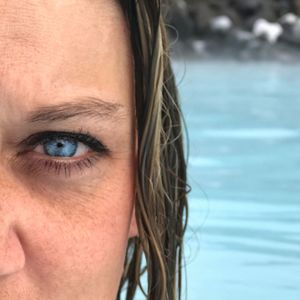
<box><xmin>43</xmin><ymin>138</ymin><xmax>77</xmax><ymax>157</ymax></box>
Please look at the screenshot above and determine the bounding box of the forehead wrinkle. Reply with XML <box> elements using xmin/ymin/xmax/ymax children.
<box><xmin>0</xmin><ymin>3</ymin><xmax>45</xmax><ymax>68</ymax></box>
<box><xmin>0</xmin><ymin>34</ymin><xmax>41</xmax><ymax>65</ymax></box>
<box><xmin>0</xmin><ymin>0</ymin><xmax>41</xmax><ymax>38</ymax></box>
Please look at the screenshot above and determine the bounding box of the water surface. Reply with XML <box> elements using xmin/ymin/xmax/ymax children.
<box><xmin>175</xmin><ymin>61</ymin><xmax>300</xmax><ymax>300</ymax></box>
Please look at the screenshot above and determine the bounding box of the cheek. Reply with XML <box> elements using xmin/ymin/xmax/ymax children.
<box><xmin>22</xmin><ymin>162</ymin><xmax>135</xmax><ymax>298</ymax></box>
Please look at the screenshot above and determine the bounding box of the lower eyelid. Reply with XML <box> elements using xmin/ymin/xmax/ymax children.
<box><xmin>15</xmin><ymin>152</ymin><xmax>102</xmax><ymax>179</ymax></box>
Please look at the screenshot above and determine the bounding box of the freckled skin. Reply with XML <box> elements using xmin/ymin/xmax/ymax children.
<box><xmin>0</xmin><ymin>1</ymin><xmax>137</xmax><ymax>299</ymax></box>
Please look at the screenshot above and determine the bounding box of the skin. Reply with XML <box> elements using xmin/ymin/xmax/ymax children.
<box><xmin>0</xmin><ymin>0</ymin><xmax>137</xmax><ymax>299</ymax></box>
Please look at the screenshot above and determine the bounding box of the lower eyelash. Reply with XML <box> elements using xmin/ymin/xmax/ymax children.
<box><xmin>19</xmin><ymin>154</ymin><xmax>101</xmax><ymax>178</ymax></box>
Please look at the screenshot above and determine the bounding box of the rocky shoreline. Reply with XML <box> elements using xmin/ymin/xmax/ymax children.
<box><xmin>165</xmin><ymin>0</ymin><xmax>300</xmax><ymax>61</ymax></box>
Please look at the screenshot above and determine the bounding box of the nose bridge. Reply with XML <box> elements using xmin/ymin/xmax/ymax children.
<box><xmin>0</xmin><ymin>168</ymin><xmax>31</xmax><ymax>235</ymax></box>
<box><xmin>0</xmin><ymin>167</ymin><xmax>20</xmax><ymax>221</ymax></box>
<box><xmin>0</xmin><ymin>226</ymin><xmax>26</xmax><ymax>276</ymax></box>
<box><xmin>0</xmin><ymin>171</ymin><xmax>26</xmax><ymax>276</ymax></box>
<box><xmin>0</xmin><ymin>169</ymin><xmax>21</xmax><ymax>218</ymax></box>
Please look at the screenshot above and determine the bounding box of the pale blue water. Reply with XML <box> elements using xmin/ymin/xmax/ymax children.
<box><xmin>174</xmin><ymin>61</ymin><xmax>300</xmax><ymax>300</ymax></box>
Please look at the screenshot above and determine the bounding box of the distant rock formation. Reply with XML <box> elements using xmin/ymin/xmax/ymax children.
<box><xmin>165</xmin><ymin>0</ymin><xmax>300</xmax><ymax>60</ymax></box>
<box><xmin>253</xmin><ymin>19</ymin><xmax>283</xmax><ymax>43</ymax></box>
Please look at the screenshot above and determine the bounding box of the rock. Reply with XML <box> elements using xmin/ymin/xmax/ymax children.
<box><xmin>253</xmin><ymin>19</ymin><xmax>283</xmax><ymax>43</ymax></box>
<box><xmin>294</xmin><ymin>0</ymin><xmax>300</xmax><ymax>15</ymax></box>
<box><xmin>167</xmin><ymin>0</ymin><xmax>300</xmax><ymax>61</ymax></box>
<box><xmin>279</xmin><ymin>12</ymin><xmax>298</xmax><ymax>25</ymax></box>
<box><xmin>291</xmin><ymin>18</ymin><xmax>300</xmax><ymax>39</ymax></box>
<box><xmin>294</xmin><ymin>17</ymin><xmax>300</xmax><ymax>30</ymax></box>
<box><xmin>232</xmin><ymin>29</ymin><xmax>256</xmax><ymax>42</ymax></box>
<box><xmin>166</xmin><ymin>1</ymin><xmax>194</xmax><ymax>41</ymax></box>
<box><xmin>231</xmin><ymin>0</ymin><xmax>277</xmax><ymax>29</ymax></box>
<box><xmin>188</xmin><ymin>2</ymin><xmax>215</xmax><ymax>35</ymax></box>
<box><xmin>279</xmin><ymin>12</ymin><xmax>299</xmax><ymax>37</ymax></box>
<box><xmin>191</xmin><ymin>39</ymin><xmax>207</xmax><ymax>55</ymax></box>
<box><xmin>233</xmin><ymin>0</ymin><xmax>263</xmax><ymax>15</ymax></box>
<box><xmin>210</xmin><ymin>15</ymin><xmax>233</xmax><ymax>33</ymax></box>
<box><xmin>278</xmin><ymin>16</ymin><xmax>300</xmax><ymax>47</ymax></box>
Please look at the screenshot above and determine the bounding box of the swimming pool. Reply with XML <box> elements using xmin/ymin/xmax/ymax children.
<box><xmin>176</xmin><ymin>60</ymin><xmax>300</xmax><ymax>300</ymax></box>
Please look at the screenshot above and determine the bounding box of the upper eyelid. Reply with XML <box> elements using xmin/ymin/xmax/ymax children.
<box><xmin>23</xmin><ymin>131</ymin><xmax>94</xmax><ymax>145</ymax></box>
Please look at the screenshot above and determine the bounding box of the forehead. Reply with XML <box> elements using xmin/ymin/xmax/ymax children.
<box><xmin>0</xmin><ymin>0</ymin><xmax>132</xmax><ymax>104</ymax></box>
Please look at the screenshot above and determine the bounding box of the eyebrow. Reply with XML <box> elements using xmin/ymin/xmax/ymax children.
<box><xmin>26</xmin><ymin>97</ymin><xmax>124</xmax><ymax>123</ymax></box>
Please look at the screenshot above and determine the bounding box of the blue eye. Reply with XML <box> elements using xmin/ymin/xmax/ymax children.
<box><xmin>37</xmin><ymin>136</ymin><xmax>92</xmax><ymax>158</ymax></box>
<box><xmin>17</xmin><ymin>130</ymin><xmax>110</xmax><ymax>178</ymax></box>
<box><xmin>22</xmin><ymin>130</ymin><xmax>108</xmax><ymax>156</ymax></box>
<box><xmin>43</xmin><ymin>138</ymin><xmax>78</xmax><ymax>157</ymax></box>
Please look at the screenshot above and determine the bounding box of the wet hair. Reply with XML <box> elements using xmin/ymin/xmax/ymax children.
<box><xmin>117</xmin><ymin>1</ymin><xmax>189</xmax><ymax>300</ymax></box>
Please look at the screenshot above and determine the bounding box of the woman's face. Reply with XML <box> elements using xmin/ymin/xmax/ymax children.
<box><xmin>0</xmin><ymin>0</ymin><xmax>136</xmax><ymax>299</ymax></box>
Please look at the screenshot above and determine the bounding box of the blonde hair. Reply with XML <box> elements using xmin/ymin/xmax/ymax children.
<box><xmin>117</xmin><ymin>1</ymin><xmax>188</xmax><ymax>299</ymax></box>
